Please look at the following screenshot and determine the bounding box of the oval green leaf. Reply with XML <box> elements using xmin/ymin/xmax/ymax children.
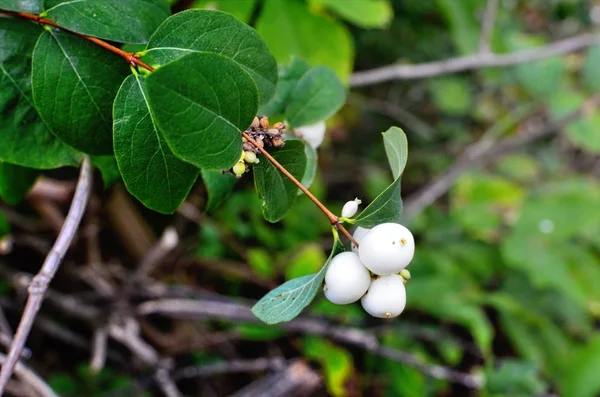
<box><xmin>259</xmin><ymin>57</ymin><xmax>311</xmax><ymax>117</ymax></box>
<box><xmin>253</xmin><ymin>140</ymin><xmax>307</xmax><ymax>223</ymax></box>
<box><xmin>145</xmin><ymin>9</ymin><xmax>277</xmax><ymax>105</ymax></box>
<box><xmin>43</xmin><ymin>0</ymin><xmax>170</xmax><ymax>43</ymax></box>
<box><xmin>146</xmin><ymin>52</ymin><xmax>257</xmax><ymax>170</ymax></box>
<box><xmin>201</xmin><ymin>169</ymin><xmax>238</xmax><ymax>214</ymax></box>
<box><xmin>252</xmin><ymin>238</ymin><xmax>343</xmax><ymax>324</ymax></box>
<box><xmin>256</xmin><ymin>0</ymin><xmax>353</xmax><ymax>82</ymax></box>
<box><xmin>0</xmin><ymin>161</ymin><xmax>39</xmax><ymax>205</ymax></box>
<box><xmin>32</xmin><ymin>29</ymin><xmax>129</xmax><ymax>155</ymax></box>
<box><xmin>0</xmin><ymin>0</ymin><xmax>42</xmax><ymax>12</ymax></box>
<box><xmin>0</xmin><ymin>19</ymin><xmax>81</xmax><ymax>169</ymax></box>
<box><xmin>285</xmin><ymin>66</ymin><xmax>346</xmax><ymax>128</ymax></box>
<box><xmin>355</xmin><ymin>127</ymin><xmax>407</xmax><ymax>228</ymax></box>
<box><xmin>114</xmin><ymin>74</ymin><xmax>200</xmax><ymax>214</ymax></box>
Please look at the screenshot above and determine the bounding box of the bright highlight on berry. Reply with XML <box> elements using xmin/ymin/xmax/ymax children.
<box><xmin>324</xmin><ymin>252</ymin><xmax>371</xmax><ymax>304</ymax></box>
<box><xmin>361</xmin><ymin>274</ymin><xmax>407</xmax><ymax>318</ymax></box>
<box><xmin>358</xmin><ymin>223</ymin><xmax>415</xmax><ymax>275</ymax></box>
<box><xmin>324</xmin><ymin>222</ymin><xmax>415</xmax><ymax>319</ymax></box>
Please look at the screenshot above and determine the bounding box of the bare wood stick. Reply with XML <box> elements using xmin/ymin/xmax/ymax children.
<box><xmin>0</xmin><ymin>157</ymin><xmax>93</xmax><ymax>394</ymax></box>
<box><xmin>137</xmin><ymin>298</ymin><xmax>483</xmax><ymax>388</ymax></box>
<box><xmin>350</xmin><ymin>32</ymin><xmax>600</xmax><ymax>86</ymax></box>
<box><xmin>478</xmin><ymin>0</ymin><xmax>499</xmax><ymax>53</ymax></box>
<box><xmin>0</xmin><ymin>353</ymin><xmax>58</xmax><ymax>397</ymax></box>
<box><xmin>90</xmin><ymin>327</ymin><xmax>108</xmax><ymax>373</ymax></box>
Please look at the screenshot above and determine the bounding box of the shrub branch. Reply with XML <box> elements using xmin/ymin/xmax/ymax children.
<box><xmin>0</xmin><ymin>157</ymin><xmax>93</xmax><ymax>394</ymax></box>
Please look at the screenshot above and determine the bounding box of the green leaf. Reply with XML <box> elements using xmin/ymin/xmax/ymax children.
<box><xmin>0</xmin><ymin>161</ymin><xmax>38</xmax><ymax>205</ymax></box>
<box><xmin>114</xmin><ymin>74</ymin><xmax>199</xmax><ymax>214</ymax></box>
<box><xmin>285</xmin><ymin>66</ymin><xmax>346</xmax><ymax>128</ymax></box>
<box><xmin>560</xmin><ymin>336</ymin><xmax>600</xmax><ymax>397</ymax></box>
<box><xmin>192</xmin><ymin>0</ymin><xmax>258</xmax><ymax>23</ymax></box>
<box><xmin>0</xmin><ymin>0</ymin><xmax>42</xmax><ymax>13</ymax></box>
<box><xmin>0</xmin><ymin>210</ymin><xmax>8</xmax><ymax>238</ymax></box>
<box><xmin>484</xmin><ymin>360</ymin><xmax>547</xmax><ymax>397</ymax></box>
<box><xmin>302</xmin><ymin>336</ymin><xmax>354</xmax><ymax>397</ymax></box>
<box><xmin>0</xmin><ymin>19</ymin><xmax>81</xmax><ymax>169</ymax></box>
<box><xmin>285</xmin><ymin>242</ymin><xmax>328</xmax><ymax>279</ymax></box>
<box><xmin>506</xmin><ymin>34</ymin><xmax>566</xmax><ymax>98</ymax></box>
<box><xmin>256</xmin><ymin>0</ymin><xmax>354</xmax><ymax>82</ymax></box>
<box><xmin>259</xmin><ymin>57</ymin><xmax>311</xmax><ymax>117</ymax></box>
<box><xmin>252</xmin><ymin>238</ymin><xmax>343</xmax><ymax>324</ymax></box>
<box><xmin>428</xmin><ymin>77</ymin><xmax>472</xmax><ymax>116</ymax></box>
<box><xmin>32</xmin><ymin>30</ymin><xmax>129</xmax><ymax>155</ymax></box>
<box><xmin>435</xmin><ymin>0</ymin><xmax>479</xmax><ymax>55</ymax></box>
<box><xmin>355</xmin><ymin>127</ymin><xmax>407</xmax><ymax>227</ymax></box>
<box><xmin>146</xmin><ymin>52</ymin><xmax>257</xmax><ymax>170</ymax></box>
<box><xmin>201</xmin><ymin>169</ymin><xmax>238</xmax><ymax>214</ymax></box>
<box><xmin>253</xmin><ymin>140</ymin><xmax>307</xmax><ymax>222</ymax></box>
<box><xmin>92</xmin><ymin>155</ymin><xmax>121</xmax><ymax>188</ymax></box>
<box><xmin>299</xmin><ymin>144</ymin><xmax>317</xmax><ymax>193</ymax></box>
<box><xmin>583</xmin><ymin>45</ymin><xmax>600</xmax><ymax>92</ymax></box>
<box><xmin>310</xmin><ymin>0</ymin><xmax>392</xmax><ymax>29</ymax></box>
<box><xmin>43</xmin><ymin>0</ymin><xmax>170</xmax><ymax>43</ymax></box>
<box><xmin>145</xmin><ymin>9</ymin><xmax>277</xmax><ymax>105</ymax></box>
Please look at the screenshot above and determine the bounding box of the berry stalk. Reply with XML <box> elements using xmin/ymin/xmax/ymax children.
<box><xmin>241</xmin><ymin>131</ymin><xmax>359</xmax><ymax>247</ymax></box>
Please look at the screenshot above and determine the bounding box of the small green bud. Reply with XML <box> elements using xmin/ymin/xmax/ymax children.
<box><xmin>232</xmin><ymin>162</ymin><xmax>246</xmax><ymax>177</ymax></box>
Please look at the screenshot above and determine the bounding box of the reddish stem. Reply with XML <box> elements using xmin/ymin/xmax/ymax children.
<box><xmin>242</xmin><ymin>132</ymin><xmax>359</xmax><ymax>248</ymax></box>
<box><xmin>0</xmin><ymin>10</ymin><xmax>155</xmax><ymax>72</ymax></box>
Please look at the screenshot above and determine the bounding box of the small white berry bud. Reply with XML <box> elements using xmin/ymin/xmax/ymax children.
<box><xmin>341</xmin><ymin>198</ymin><xmax>362</xmax><ymax>218</ymax></box>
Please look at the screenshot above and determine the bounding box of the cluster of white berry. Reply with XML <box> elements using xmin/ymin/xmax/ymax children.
<box><xmin>323</xmin><ymin>200</ymin><xmax>415</xmax><ymax>318</ymax></box>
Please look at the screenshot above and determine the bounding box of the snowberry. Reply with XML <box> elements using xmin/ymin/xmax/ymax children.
<box><xmin>324</xmin><ymin>252</ymin><xmax>371</xmax><ymax>305</ymax></box>
<box><xmin>295</xmin><ymin>121</ymin><xmax>326</xmax><ymax>149</ymax></box>
<box><xmin>361</xmin><ymin>274</ymin><xmax>406</xmax><ymax>318</ymax></box>
<box><xmin>232</xmin><ymin>162</ymin><xmax>246</xmax><ymax>177</ymax></box>
<box><xmin>358</xmin><ymin>223</ymin><xmax>415</xmax><ymax>275</ymax></box>
<box><xmin>351</xmin><ymin>226</ymin><xmax>370</xmax><ymax>253</ymax></box>
<box><xmin>341</xmin><ymin>198</ymin><xmax>362</xmax><ymax>218</ymax></box>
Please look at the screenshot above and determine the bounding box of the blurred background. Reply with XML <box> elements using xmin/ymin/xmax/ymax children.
<box><xmin>2</xmin><ymin>0</ymin><xmax>600</xmax><ymax>396</ymax></box>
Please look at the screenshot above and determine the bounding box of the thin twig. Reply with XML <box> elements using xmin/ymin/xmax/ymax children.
<box><xmin>478</xmin><ymin>0</ymin><xmax>499</xmax><ymax>53</ymax></box>
<box><xmin>402</xmin><ymin>92</ymin><xmax>600</xmax><ymax>221</ymax></box>
<box><xmin>0</xmin><ymin>353</ymin><xmax>59</xmax><ymax>397</ymax></box>
<box><xmin>241</xmin><ymin>132</ymin><xmax>358</xmax><ymax>247</ymax></box>
<box><xmin>350</xmin><ymin>32</ymin><xmax>600</xmax><ymax>86</ymax></box>
<box><xmin>0</xmin><ymin>10</ymin><xmax>154</xmax><ymax>72</ymax></box>
<box><xmin>90</xmin><ymin>326</ymin><xmax>108</xmax><ymax>373</ymax></box>
<box><xmin>0</xmin><ymin>156</ymin><xmax>93</xmax><ymax>394</ymax></box>
<box><xmin>137</xmin><ymin>298</ymin><xmax>483</xmax><ymax>388</ymax></box>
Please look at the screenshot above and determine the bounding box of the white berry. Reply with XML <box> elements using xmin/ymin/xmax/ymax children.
<box><xmin>341</xmin><ymin>198</ymin><xmax>362</xmax><ymax>218</ymax></box>
<box><xmin>324</xmin><ymin>252</ymin><xmax>371</xmax><ymax>305</ymax></box>
<box><xmin>358</xmin><ymin>223</ymin><xmax>415</xmax><ymax>275</ymax></box>
<box><xmin>351</xmin><ymin>226</ymin><xmax>370</xmax><ymax>253</ymax></box>
<box><xmin>295</xmin><ymin>121</ymin><xmax>326</xmax><ymax>149</ymax></box>
<box><xmin>361</xmin><ymin>274</ymin><xmax>406</xmax><ymax>318</ymax></box>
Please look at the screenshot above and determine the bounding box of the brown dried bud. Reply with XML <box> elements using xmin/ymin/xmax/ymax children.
<box><xmin>255</xmin><ymin>138</ymin><xmax>265</xmax><ymax>149</ymax></box>
<box><xmin>266</xmin><ymin>128</ymin><xmax>280</xmax><ymax>137</ymax></box>
<box><xmin>272</xmin><ymin>121</ymin><xmax>285</xmax><ymax>130</ymax></box>
<box><xmin>243</xmin><ymin>142</ymin><xmax>255</xmax><ymax>152</ymax></box>
<box><xmin>250</xmin><ymin>116</ymin><xmax>260</xmax><ymax>129</ymax></box>
<box><xmin>271</xmin><ymin>137</ymin><xmax>285</xmax><ymax>147</ymax></box>
<box><xmin>259</xmin><ymin>116</ymin><xmax>269</xmax><ymax>129</ymax></box>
